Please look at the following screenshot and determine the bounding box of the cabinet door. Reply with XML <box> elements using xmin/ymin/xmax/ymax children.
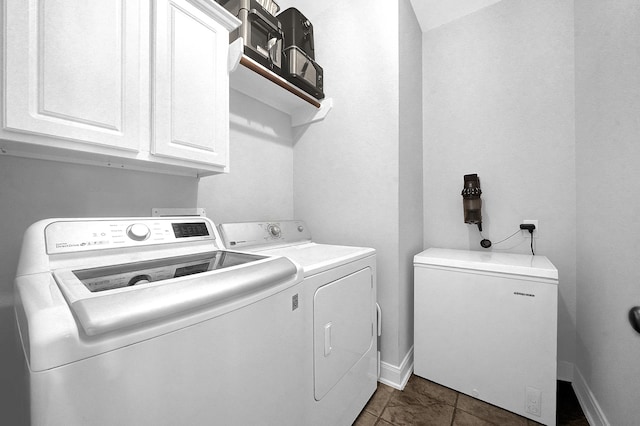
<box><xmin>152</xmin><ymin>0</ymin><xmax>230</xmax><ymax>169</ymax></box>
<box><xmin>3</xmin><ymin>0</ymin><xmax>142</xmax><ymax>152</ymax></box>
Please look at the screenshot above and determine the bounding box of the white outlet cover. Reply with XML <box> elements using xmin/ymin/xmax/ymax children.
<box><xmin>525</xmin><ymin>386</ymin><xmax>542</xmax><ymax>416</ymax></box>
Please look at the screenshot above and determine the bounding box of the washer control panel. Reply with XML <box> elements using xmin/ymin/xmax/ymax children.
<box><xmin>45</xmin><ymin>218</ymin><xmax>216</xmax><ymax>254</ymax></box>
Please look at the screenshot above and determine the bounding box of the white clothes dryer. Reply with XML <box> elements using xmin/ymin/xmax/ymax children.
<box><xmin>15</xmin><ymin>217</ymin><xmax>306</xmax><ymax>426</ymax></box>
<box><xmin>219</xmin><ymin>220</ymin><xmax>380</xmax><ymax>426</ymax></box>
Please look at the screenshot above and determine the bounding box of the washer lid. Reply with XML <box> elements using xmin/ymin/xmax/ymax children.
<box><xmin>53</xmin><ymin>251</ymin><xmax>299</xmax><ymax>336</ymax></box>
<box><xmin>414</xmin><ymin>248</ymin><xmax>558</xmax><ymax>281</ymax></box>
<box><xmin>71</xmin><ymin>251</ymin><xmax>264</xmax><ymax>293</ymax></box>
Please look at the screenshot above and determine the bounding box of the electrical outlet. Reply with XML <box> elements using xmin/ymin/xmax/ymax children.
<box><xmin>525</xmin><ymin>386</ymin><xmax>542</xmax><ymax>417</ymax></box>
<box><xmin>522</xmin><ymin>219</ymin><xmax>539</xmax><ymax>239</ymax></box>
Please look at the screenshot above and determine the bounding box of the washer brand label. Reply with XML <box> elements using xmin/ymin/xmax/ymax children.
<box><xmin>56</xmin><ymin>242</ymin><xmax>80</xmax><ymax>248</ymax></box>
<box><xmin>514</xmin><ymin>292</ymin><xmax>535</xmax><ymax>297</ymax></box>
<box><xmin>56</xmin><ymin>240</ymin><xmax>109</xmax><ymax>249</ymax></box>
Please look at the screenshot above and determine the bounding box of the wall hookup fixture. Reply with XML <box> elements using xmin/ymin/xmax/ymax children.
<box><xmin>521</xmin><ymin>219</ymin><xmax>539</xmax><ymax>238</ymax></box>
<box><xmin>479</xmin><ymin>220</ymin><xmax>539</xmax><ymax>250</ymax></box>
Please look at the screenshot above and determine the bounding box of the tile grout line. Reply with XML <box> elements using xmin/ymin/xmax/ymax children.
<box><xmin>382</xmin><ymin>388</ymin><xmax>395</xmax><ymax>424</ymax></box>
<box><xmin>373</xmin><ymin>387</ymin><xmax>393</xmax><ymax>425</ymax></box>
<box><xmin>449</xmin><ymin>392</ymin><xmax>460</xmax><ymax>426</ymax></box>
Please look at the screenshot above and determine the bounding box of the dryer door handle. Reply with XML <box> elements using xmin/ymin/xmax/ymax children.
<box><xmin>324</xmin><ymin>322</ymin><xmax>332</xmax><ymax>357</ymax></box>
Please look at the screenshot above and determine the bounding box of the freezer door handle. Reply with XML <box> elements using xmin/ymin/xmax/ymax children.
<box><xmin>324</xmin><ymin>322</ymin><xmax>332</xmax><ymax>356</ymax></box>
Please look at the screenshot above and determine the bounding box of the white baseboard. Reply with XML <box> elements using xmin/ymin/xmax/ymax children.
<box><xmin>379</xmin><ymin>346</ymin><xmax>413</xmax><ymax>390</ymax></box>
<box><xmin>571</xmin><ymin>364</ymin><xmax>610</xmax><ymax>426</ymax></box>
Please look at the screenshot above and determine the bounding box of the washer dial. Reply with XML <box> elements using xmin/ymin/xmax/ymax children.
<box><xmin>126</xmin><ymin>223</ymin><xmax>151</xmax><ymax>241</ymax></box>
<box><xmin>267</xmin><ymin>224</ymin><xmax>281</xmax><ymax>238</ymax></box>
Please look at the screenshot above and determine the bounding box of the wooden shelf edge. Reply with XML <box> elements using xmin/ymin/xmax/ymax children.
<box><xmin>238</xmin><ymin>56</ymin><xmax>322</xmax><ymax>108</ymax></box>
<box><xmin>229</xmin><ymin>54</ymin><xmax>332</xmax><ymax>126</ymax></box>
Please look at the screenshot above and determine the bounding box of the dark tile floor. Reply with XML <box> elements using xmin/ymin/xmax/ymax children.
<box><xmin>354</xmin><ymin>375</ymin><xmax>589</xmax><ymax>426</ymax></box>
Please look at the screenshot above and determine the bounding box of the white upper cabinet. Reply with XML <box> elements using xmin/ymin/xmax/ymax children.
<box><xmin>4</xmin><ymin>0</ymin><xmax>142</xmax><ymax>152</ymax></box>
<box><xmin>152</xmin><ymin>0</ymin><xmax>230</xmax><ymax>168</ymax></box>
<box><xmin>1</xmin><ymin>0</ymin><xmax>240</xmax><ymax>176</ymax></box>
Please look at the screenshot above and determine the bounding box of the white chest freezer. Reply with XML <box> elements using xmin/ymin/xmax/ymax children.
<box><xmin>413</xmin><ymin>248</ymin><xmax>558</xmax><ymax>426</ymax></box>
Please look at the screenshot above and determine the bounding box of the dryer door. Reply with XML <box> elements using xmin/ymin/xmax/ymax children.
<box><xmin>313</xmin><ymin>267</ymin><xmax>374</xmax><ymax>400</ymax></box>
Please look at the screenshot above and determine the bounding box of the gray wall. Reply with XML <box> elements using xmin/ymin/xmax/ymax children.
<box><xmin>0</xmin><ymin>156</ymin><xmax>197</xmax><ymax>424</ymax></box>
<box><xmin>421</xmin><ymin>0</ymin><xmax>577</xmax><ymax>372</ymax></box>
<box><xmin>575</xmin><ymin>0</ymin><xmax>640</xmax><ymax>423</ymax></box>
<box><xmin>398</xmin><ymin>0</ymin><xmax>424</xmax><ymax>368</ymax></box>
<box><xmin>198</xmin><ymin>90</ymin><xmax>295</xmax><ymax>223</ymax></box>
<box><xmin>290</xmin><ymin>0</ymin><xmax>402</xmax><ymax>368</ymax></box>
<box><xmin>290</xmin><ymin>0</ymin><xmax>423</xmax><ymax>371</ymax></box>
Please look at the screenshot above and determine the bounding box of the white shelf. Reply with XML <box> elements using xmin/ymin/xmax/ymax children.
<box><xmin>229</xmin><ymin>54</ymin><xmax>332</xmax><ymax>127</ymax></box>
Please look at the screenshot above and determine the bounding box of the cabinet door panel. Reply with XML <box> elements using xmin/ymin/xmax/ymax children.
<box><xmin>152</xmin><ymin>0</ymin><xmax>229</xmax><ymax>168</ymax></box>
<box><xmin>4</xmin><ymin>0</ymin><xmax>141</xmax><ymax>151</ymax></box>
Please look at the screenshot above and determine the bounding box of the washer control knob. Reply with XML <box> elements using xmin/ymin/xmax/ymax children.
<box><xmin>297</xmin><ymin>225</ymin><xmax>304</xmax><ymax>232</ymax></box>
<box><xmin>268</xmin><ymin>224</ymin><xmax>281</xmax><ymax>238</ymax></box>
<box><xmin>126</xmin><ymin>223</ymin><xmax>150</xmax><ymax>241</ymax></box>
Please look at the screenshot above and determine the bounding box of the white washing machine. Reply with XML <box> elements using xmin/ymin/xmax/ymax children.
<box><xmin>219</xmin><ymin>220</ymin><xmax>380</xmax><ymax>426</ymax></box>
<box><xmin>414</xmin><ymin>248</ymin><xmax>558</xmax><ymax>426</ymax></box>
<box><xmin>14</xmin><ymin>216</ymin><xmax>306</xmax><ymax>426</ymax></box>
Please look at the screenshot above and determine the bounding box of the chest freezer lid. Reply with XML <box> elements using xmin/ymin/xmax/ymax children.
<box><xmin>414</xmin><ymin>248</ymin><xmax>558</xmax><ymax>281</ymax></box>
